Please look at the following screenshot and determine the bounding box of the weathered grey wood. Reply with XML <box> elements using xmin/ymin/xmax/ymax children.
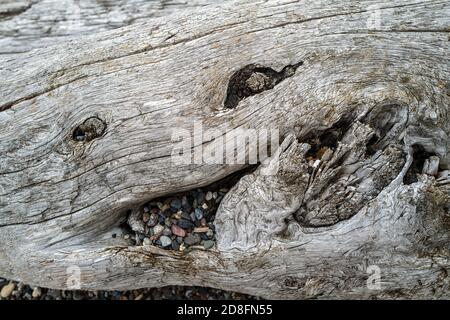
<box><xmin>0</xmin><ymin>0</ymin><xmax>449</xmax><ymax>299</ymax></box>
<box><xmin>0</xmin><ymin>0</ymin><xmax>215</xmax><ymax>56</ymax></box>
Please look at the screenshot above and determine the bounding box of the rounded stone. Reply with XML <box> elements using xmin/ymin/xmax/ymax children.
<box><xmin>194</xmin><ymin>208</ymin><xmax>203</xmax><ymax>220</ymax></box>
<box><xmin>170</xmin><ymin>199</ymin><xmax>182</xmax><ymax>210</ymax></box>
<box><xmin>177</xmin><ymin>219</ymin><xmax>194</xmax><ymax>229</ymax></box>
<box><xmin>153</xmin><ymin>224</ymin><xmax>164</xmax><ymax>235</ymax></box>
<box><xmin>203</xmin><ymin>240</ymin><xmax>215</xmax><ymax>250</ymax></box>
<box><xmin>147</xmin><ymin>213</ymin><xmax>159</xmax><ymax>227</ymax></box>
<box><xmin>159</xmin><ymin>235</ymin><xmax>172</xmax><ymax>247</ymax></box>
<box><xmin>143</xmin><ymin>238</ymin><xmax>152</xmax><ymax>246</ymax></box>
<box><xmin>0</xmin><ymin>282</ymin><xmax>15</xmax><ymax>298</ymax></box>
<box><xmin>184</xmin><ymin>234</ymin><xmax>201</xmax><ymax>246</ymax></box>
<box><xmin>171</xmin><ymin>224</ymin><xmax>186</xmax><ymax>237</ymax></box>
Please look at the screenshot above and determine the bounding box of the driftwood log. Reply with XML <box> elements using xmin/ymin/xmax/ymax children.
<box><xmin>0</xmin><ymin>0</ymin><xmax>449</xmax><ymax>299</ymax></box>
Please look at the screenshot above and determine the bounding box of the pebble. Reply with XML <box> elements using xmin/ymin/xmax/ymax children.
<box><xmin>171</xmin><ymin>224</ymin><xmax>186</xmax><ymax>237</ymax></box>
<box><xmin>206</xmin><ymin>229</ymin><xmax>214</xmax><ymax>238</ymax></box>
<box><xmin>153</xmin><ymin>224</ymin><xmax>164</xmax><ymax>235</ymax></box>
<box><xmin>135</xmin><ymin>294</ymin><xmax>144</xmax><ymax>300</ymax></box>
<box><xmin>32</xmin><ymin>287</ymin><xmax>42</xmax><ymax>298</ymax></box>
<box><xmin>147</xmin><ymin>213</ymin><xmax>159</xmax><ymax>227</ymax></box>
<box><xmin>200</xmin><ymin>233</ymin><xmax>209</xmax><ymax>240</ymax></box>
<box><xmin>197</xmin><ymin>192</ymin><xmax>205</xmax><ymax>203</ymax></box>
<box><xmin>181</xmin><ymin>196</ymin><xmax>190</xmax><ymax>208</ymax></box>
<box><xmin>184</xmin><ymin>234</ymin><xmax>201</xmax><ymax>246</ymax></box>
<box><xmin>160</xmin><ymin>235</ymin><xmax>172</xmax><ymax>247</ymax></box>
<box><xmin>177</xmin><ymin>219</ymin><xmax>195</xmax><ymax>229</ymax></box>
<box><xmin>173</xmin><ymin>211</ymin><xmax>182</xmax><ymax>219</ymax></box>
<box><xmin>194</xmin><ymin>208</ymin><xmax>203</xmax><ymax>220</ymax></box>
<box><xmin>203</xmin><ymin>240</ymin><xmax>215</xmax><ymax>250</ymax></box>
<box><xmin>151</xmin><ymin>207</ymin><xmax>160</xmax><ymax>214</ymax></box>
<box><xmin>202</xmin><ymin>203</ymin><xmax>208</xmax><ymax>210</ymax></box>
<box><xmin>205</xmin><ymin>191</ymin><xmax>213</xmax><ymax>201</ymax></box>
<box><xmin>162</xmin><ymin>228</ymin><xmax>172</xmax><ymax>236</ymax></box>
<box><xmin>142</xmin><ymin>212</ymin><xmax>150</xmax><ymax>223</ymax></box>
<box><xmin>180</xmin><ymin>212</ymin><xmax>192</xmax><ymax>220</ymax></box>
<box><xmin>213</xmin><ymin>192</ymin><xmax>218</xmax><ymax>199</ymax></box>
<box><xmin>171</xmin><ymin>241</ymin><xmax>180</xmax><ymax>251</ymax></box>
<box><xmin>1</xmin><ymin>282</ymin><xmax>15</xmax><ymax>298</ymax></box>
<box><xmin>143</xmin><ymin>238</ymin><xmax>151</xmax><ymax>246</ymax></box>
<box><xmin>171</xmin><ymin>199</ymin><xmax>182</xmax><ymax>210</ymax></box>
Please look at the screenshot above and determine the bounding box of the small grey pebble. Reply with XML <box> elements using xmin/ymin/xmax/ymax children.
<box><xmin>203</xmin><ymin>240</ymin><xmax>215</xmax><ymax>250</ymax></box>
<box><xmin>184</xmin><ymin>234</ymin><xmax>201</xmax><ymax>246</ymax></box>
<box><xmin>170</xmin><ymin>199</ymin><xmax>182</xmax><ymax>210</ymax></box>
<box><xmin>160</xmin><ymin>235</ymin><xmax>172</xmax><ymax>247</ymax></box>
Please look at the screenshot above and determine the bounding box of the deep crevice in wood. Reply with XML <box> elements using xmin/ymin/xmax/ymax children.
<box><xmin>224</xmin><ymin>62</ymin><xmax>303</xmax><ymax>109</ymax></box>
<box><xmin>404</xmin><ymin>144</ymin><xmax>437</xmax><ymax>185</ymax></box>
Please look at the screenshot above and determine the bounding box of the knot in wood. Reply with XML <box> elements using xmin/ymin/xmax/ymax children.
<box><xmin>73</xmin><ymin>117</ymin><xmax>106</xmax><ymax>142</ymax></box>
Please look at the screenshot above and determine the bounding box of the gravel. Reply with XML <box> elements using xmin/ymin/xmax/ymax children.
<box><xmin>121</xmin><ymin>179</ymin><xmax>237</xmax><ymax>251</ymax></box>
<box><xmin>0</xmin><ymin>279</ymin><xmax>260</xmax><ymax>300</ymax></box>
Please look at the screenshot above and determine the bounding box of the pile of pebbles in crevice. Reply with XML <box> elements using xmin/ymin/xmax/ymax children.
<box><xmin>120</xmin><ymin>170</ymin><xmax>253</xmax><ymax>251</ymax></box>
<box><xmin>123</xmin><ymin>188</ymin><xmax>226</xmax><ymax>251</ymax></box>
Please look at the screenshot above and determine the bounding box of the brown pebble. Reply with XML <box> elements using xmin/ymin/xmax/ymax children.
<box><xmin>193</xmin><ymin>227</ymin><xmax>210</xmax><ymax>233</ymax></box>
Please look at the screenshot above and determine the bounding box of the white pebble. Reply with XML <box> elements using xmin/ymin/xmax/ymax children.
<box><xmin>143</xmin><ymin>238</ymin><xmax>152</xmax><ymax>246</ymax></box>
<box><xmin>153</xmin><ymin>224</ymin><xmax>164</xmax><ymax>235</ymax></box>
<box><xmin>1</xmin><ymin>282</ymin><xmax>15</xmax><ymax>298</ymax></box>
<box><xmin>32</xmin><ymin>287</ymin><xmax>42</xmax><ymax>298</ymax></box>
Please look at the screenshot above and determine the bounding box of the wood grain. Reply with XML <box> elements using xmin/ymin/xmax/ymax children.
<box><xmin>0</xmin><ymin>0</ymin><xmax>449</xmax><ymax>299</ymax></box>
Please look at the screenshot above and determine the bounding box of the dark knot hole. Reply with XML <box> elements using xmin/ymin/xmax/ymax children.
<box><xmin>72</xmin><ymin>116</ymin><xmax>106</xmax><ymax>142</ymax></box>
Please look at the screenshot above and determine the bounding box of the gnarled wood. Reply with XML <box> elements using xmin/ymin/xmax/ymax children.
<box><xmin>0</xmin><ymin>0</ymin><xmax>215</xmax><ymax>56</ymax></box>
<box><xmin>0</xmin><ymin>0</ymin><xmax>449</xmax><ymax>299</ymax></box>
